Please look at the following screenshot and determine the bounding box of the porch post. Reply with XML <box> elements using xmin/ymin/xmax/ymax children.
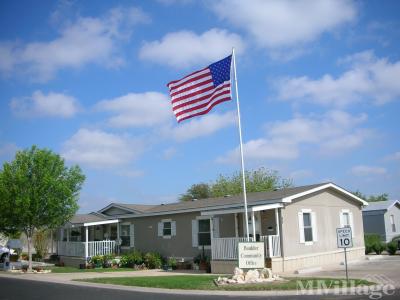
<box><xmin>275</xmin><ymin>208</ymin><xmax>280</xmax><ymax>236</ymax></box>
<box><xmin>116</xmin><ymin>222</ymin><xmax>120</xmax><ymax>254</ymax></box>
<box><xmin>234</xmin><ymin>213</ymin><xmax>239</xmax><ymax>237</ymax></box>
<box><xmin>251</xmin><ymin>211</ymin><xmax>256</xmax><ymax>241</ymax></box>
<box><xmin>85</xmin><ymin>226</ymin><xmax>89</xmax><ymax>261</ymax></box>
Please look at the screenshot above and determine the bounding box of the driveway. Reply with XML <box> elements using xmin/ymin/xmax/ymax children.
<box><xmin>286</xmin><ymin>256</ymin><xmax>400</xmax><ymax>288</ymax></box>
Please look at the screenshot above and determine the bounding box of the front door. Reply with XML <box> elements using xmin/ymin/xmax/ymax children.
<box><xmin>242</xmin><ymin>211</ymin><xmax>261</xmax><ymax>240</ymax></box>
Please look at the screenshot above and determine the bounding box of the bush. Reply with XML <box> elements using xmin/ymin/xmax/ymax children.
<box><xmin>387</xmin><ymin>241</ymin><xmax>398</xmax><ymax>255</ymax></box>
<box><xmin>144</xmin><ymin>252</ymin><xmax>162</xmax><ymax>269</ymax></box>
<box><xmin>119</xmin><ymin>250</ymin><xmax>143</xmax><ymax>267</ymax></box>
<box><xmin>364</xmin><ymin>234</ymin><xmax>381</xmax><ymax>254</ymax></box>
<box><xmin>33</xmin><ymin>229</ymin><xmax>49</xmax><ymax>260</ymax></box>
<box><xmin>90</xmin><ymin>255</ymin><xmax>104</xmax><ymax>267</ymax></box>
<box><xmin>167</xmin><ymin>257</ymin><xmax>177</xmax><ymax>270</ymax></box>
<box><xmin>373</xmin><ymin>242</ymin><xmax>386</xmax><ymax>255</ymax></box>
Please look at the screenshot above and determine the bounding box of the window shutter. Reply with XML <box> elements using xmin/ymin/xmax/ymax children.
<box><xmin>298</xmin><ymin>212</ymin><xmax>305</xmax><ymax>243</ymax></box>
<box><xmin>192</xmin><ymin>220</ymin><xmax>198</xmax><ymax>247</ymax></box>
<box><xmin>129</xmin><ymin>224</ymin><xmax>135</xmax><ymax>247</ymax></box>
<box><xmin>158</xmin><ymin>222</ymin><xmax>163</xmax><ymax>237</ymax></box>
<box><xmin>171</xmin><ymin>221</ymin><xmax>176</xmax><ymax>236</ymax></box>
<box><xmin>349</xmin><ymin>212</ymin><xmax>354</xmax><ymax>236</ymax></box>
<box><xmin>311</xmin><ymin>211</ymin><xmax>318</xmax><ymax>242</ymax></box>
<box><xmin>212</xmin><ymin>217</ymin><xmax>220</xmax><ymax>238</ymax></box>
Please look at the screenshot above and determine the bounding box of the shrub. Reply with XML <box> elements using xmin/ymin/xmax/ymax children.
<box><xmin>90</xmin><ymin>255</ymin><xmax>104</xmax><ymax>267</ymax></box>
<box><xmin>144</xmin><ymin>252</ymin><xmax>162</xmax><ymax>269</ymax></box>
<box><xmin>167</xmin><ymin>257</ymin><xmax>177</xmax><ymax>270</ymax></box>
<box><xmin>364</xmin><ymin>234</ymin><xmax>381</xmax><ymax>254</ymax></box>
<box><xmin>119</xmin><ymin>250</ymin><xmax>143</xmax><ymax>267</ymax></box>
<box><xmin>33</xmin><ymin>229</ymin><xmax>49</xmax><ymax>260</ymax></box>
<box><xmin>387</xmin><ymin>241</ymin><xmax>398</xmax><ymax>255</ymax></box>
<box><xmin>373</xmin><ymin>242</ymin><xmax>386</xmax><ymax>255</ymax></box>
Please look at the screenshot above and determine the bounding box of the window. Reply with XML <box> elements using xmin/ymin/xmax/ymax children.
<box><xmin>163</xmin><ymin>221</ymin><xmax>172</xmax><ymax>236</ymax></box>
<box><xmin>198</xmin><ymin>219</ymin><xmax>211</xmax><ymax>246</ymax></box>
<box><xmin>158</xmin><ymin>219</ymin><xmax>176</xmax><ymax>238</ymax></box>
<box><xmin>303</xmin><ymin>213</ymin><xmax>313</xmax><ymax>242</ymax></box>
<box><xmin>390</xmin><ymin>215</ymin><xmax>396</xmax><ymax>232</ymax></box>
<box><xmin>120</xmin><ymin>224</ymin><xmax>130</xmax><ymax>247</ymax></box>
<box><xmin>342</xmin><ymin>212</ymin><xmax>350</xmax><ymax>227</ymax></box>
<box><xmin>298</xmin><ymin>209</ymin><xmax>317</xmax><ymax>244</ymax></box>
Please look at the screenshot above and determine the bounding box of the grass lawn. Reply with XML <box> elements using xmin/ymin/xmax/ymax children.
<box><xmin>78</xmin><ymin>275</ymin><xmax>374</xmax><ymax>291</ymax></box>
<box><xmin>47</xmin><ymin>266</ymin><xmax>137</xmax><ymax>273</ymax></box>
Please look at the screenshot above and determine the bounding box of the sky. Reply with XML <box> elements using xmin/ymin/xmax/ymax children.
<box><xmin>0</xmin><ymin>0</ymin><xmax>399</xmax><ymax>213</ymax></box>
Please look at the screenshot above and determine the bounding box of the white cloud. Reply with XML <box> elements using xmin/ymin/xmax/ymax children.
<box><xmin>96</xmin><ymin>92</ymin><xmax>172</xmax><ymax>127</ymax></box>
<box><xmin>350</xmin><ymin>165</ymin><xmax>387</xmax><ymax>176</ymax></box>
<box><xmin>0</xmin><ymin>6</ymin><xmax>150</xmax><ymax>81</ymax></box>
<box><xmin>168</xmin><ymin>111</ymin><xmax>236</xmax><ymax>142</ymax></box>
<box><xmin>217</xmin><ymin>110</ymin><xmax>370</xmax><ymax>164</ymax></box>
<box><xmin>162</xmin><ymin>147</ymin><xmax>177</xmax><ymax>160</ymax></box>
<box><xmin>62</xmin><ymin>128</ymin><xmax>144</xmax><ymax>169</ymax></box>
<box><xmin>139</xmin><ymin>28</ymin><xmax>245</xmax><ymax>68</ymax></box>
<box><xmin>10</xmin><ymin>90</ymin><xmax>80</xmax><ymax>118</ymax></box>
<box><xmin>384</xmin><ymin>151</ymin><xmax>400</xmax><ymax>161</ymax></box>
<box><xmin>276</xmin><ymin>51</ymin><xmax>400</xmax><ymax>106</ymax></box>
<box><xmin>0</xmin><ymin>142</ymin><xmax>18</xmax><ymax>158</ymax></box>
<box><xmin>210</xmin><ymin>0</ymin><xmax>356</xmax><ymax>49</ymax></box>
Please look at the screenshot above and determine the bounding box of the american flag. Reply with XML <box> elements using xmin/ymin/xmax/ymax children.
<box><xmin>167</xmin><ymin>55</ymin><xmax>232</xmax><ymax>123</ymax></box>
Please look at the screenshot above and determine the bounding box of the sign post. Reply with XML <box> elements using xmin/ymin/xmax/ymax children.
<box><xmin>238</xmin><ymin>242</ymin><xmax>265</xmax><ymax>269</ymax></box>
<box><xmin>336</xmin><ymin>227</ymin><xmax>353</xmax><ymax>284</ymax></box>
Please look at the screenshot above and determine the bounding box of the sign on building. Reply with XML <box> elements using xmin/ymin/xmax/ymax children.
<box><xmin>336</xmin><ymin>227</ymin><xmax>353</xmax><ymax>248</ymax></box>
<box><xmin>238</xmin><ymin>242</ymin><xmax>265</xmax><ymax>269</ymax></box>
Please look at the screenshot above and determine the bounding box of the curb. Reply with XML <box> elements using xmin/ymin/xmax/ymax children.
<box><xmin>0</xmin><ymin>272</ymin><xmax>395</xmax><ymax>297</ymax></box>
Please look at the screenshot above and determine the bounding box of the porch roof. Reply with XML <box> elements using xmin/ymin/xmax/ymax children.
<box><xmin>68</xmin><ymin>213</ymin><xmax>117</xmax><ymax>226</ymax></box>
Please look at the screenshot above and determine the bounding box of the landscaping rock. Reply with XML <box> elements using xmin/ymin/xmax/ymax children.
<box><xmin>215</xmin><ymin>267</ymin><xmax>283</xmax><ymax>286</ymax></box>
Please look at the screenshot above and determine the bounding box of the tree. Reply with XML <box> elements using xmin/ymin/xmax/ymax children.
<box><xmin>179</xmin><ymin>183</ymin><xmax>211</xmax><ymax>201</ymax></box>
<box><xmin>0</xmin><ymin>146</ymin><xmax>85</xmax><ymax>271</ymax></box>
<box><xmin>179</xmin><ymin>167</ymin><xmax>292</xmax><ymax>201</ymax></box>
<box><xmin>353</xmin><ymin>190</ymin><xmax>389</xmax><ymax>202</ymax></box>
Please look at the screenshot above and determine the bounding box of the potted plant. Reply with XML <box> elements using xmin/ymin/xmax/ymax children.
<box><xmin>196</xmin><ymin>246</ymin><xmax>210</xmax><ymax>271</ymax></box>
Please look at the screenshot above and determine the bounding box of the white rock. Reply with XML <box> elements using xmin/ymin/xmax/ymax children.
<box><xmin>260</xmin><ymin>268</ymin><xmax>273</xmax><ymax>279</ymax></box>
<box><xmin>232</xmin><ymin>274</ymin><xmax>244</xmax><ymax>281</ymax></box>
<box><xmin>245</xmin><ymin>269</ymin><xmax>260</xmax><ymax>282</ymax></box>
<box><xmin>233</xmin><ymin>267</ymin><xmax>243</xmax><ymax>276</ymax></box>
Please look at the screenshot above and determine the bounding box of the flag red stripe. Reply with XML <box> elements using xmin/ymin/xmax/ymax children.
<box><xmin>172</xmin><ymin>83</ymin><xmax>230</xmax><ymax>111</ymax></box>
<box><xmin>172</xmin><ymin>82</ymin><xmax>230</xmax><ymax>108</ymax></box>
<box><xmin>167</xmin><ymin>67</ymin><xmax>208</xmax><ymax>87</ymax></box>
<box><xmin>174</xmin><ymin>90</ymin><xmax>231</xmax><ymax>118</ymax></box>
<box><xmin>168</xmin><ymin>71</ymin><xmax>211</xmax><ymax>92</ymax></box>
<box><xmin>177</xmin><ymin>98</ymin><xmax>231</xmax><ymax>123</ymax></box>
<box><xmin>171</xmin><ymin>83</ymin><xmax>215</xmax><ymax>105</ymax></box>
<box><xmin>170</xmin><ymin>78</ymin><xmax>213</xmax><ymax>98</ymax></box>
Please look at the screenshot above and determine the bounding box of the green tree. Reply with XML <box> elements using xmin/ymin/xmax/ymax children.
<box><xmin>179</xmin><ymin>167</ymin><xmax>292</xmax><ymax>201</ymax></box>
<box><xmin>179</xmin><ymin>183</ymin><xmax>211</xmax><ymax>201</ymax></box>
<box><xmin>0</xmin><ymin>146</ymin><xmax>85</xmax><ymax>271</ymax></box>
<box><xmin>353</xmin><ymin>190</ymin><xmax>389</xmax><ymax>202</ymax></box>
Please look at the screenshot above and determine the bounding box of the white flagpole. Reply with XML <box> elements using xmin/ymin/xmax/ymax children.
<box><xmin>231</xmin><ymin>48</ymin><xmax>250</xmax><ymax>241</ymax></box>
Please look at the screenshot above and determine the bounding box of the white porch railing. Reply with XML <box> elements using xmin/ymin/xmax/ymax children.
<box><xmin>88</xmin><ymin>240</ymin><xmax>116</xmax><ymax>257</ymax></box>
<box><xmin>57</xmin><ymin>240</ymin><xmax>116</xmax><ymax>258</ymax></box>
<box><xmin>57</xmin><ymin>241</ymin><xmax>85</xmax><ymax>257</ymax></box>
<box><xmin>211</xmin><ymin>235</ymin><xmax>281</xmax><ymax>260</ymax></box>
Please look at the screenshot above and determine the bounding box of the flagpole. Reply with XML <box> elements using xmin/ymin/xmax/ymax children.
<box><xmin>232</xmin><ymin>48</ymin><xmax>250</xmax><ymax>241</ymax></box>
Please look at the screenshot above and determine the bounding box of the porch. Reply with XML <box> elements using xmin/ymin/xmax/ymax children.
<box><xmin>57</xmin><ymin>217</ymin><xmax>123</xmax><ymax>261</ymax></box>
<box><xmin>202</xmin><ymin>202</ymin><xmax>283</xmax><ymax>270</ymax></box>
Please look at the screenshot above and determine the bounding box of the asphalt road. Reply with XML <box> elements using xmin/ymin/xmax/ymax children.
<box><xmin>0</xmin><ymin>277</ymin><xmax>399</xmax><ymax>300</ymax></box>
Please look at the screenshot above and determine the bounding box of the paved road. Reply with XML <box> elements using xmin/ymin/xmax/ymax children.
<box><xmin>0</xmin><ymin>277</ymin><xmax>399</xmax><ymax>300</ymax></box>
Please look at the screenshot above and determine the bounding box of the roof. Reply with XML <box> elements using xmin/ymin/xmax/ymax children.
<box><xmin>68</xmin><ymin>213</ymin><xmax>109</xmax><ymax>225</ymax></box>
<box><xmin>362</xmin><ymin>199</ymin><xmax>400</xmax><ymax>212</ymax></box>
<box><xmin>95</xmin><ymin>182</ymin><xmax>367</xmax><ymax>217</ymax></box>
<box><xmin>143</xmin><ymin>183</ymin><xmax>328</xmax><ymax>214</ymax></box>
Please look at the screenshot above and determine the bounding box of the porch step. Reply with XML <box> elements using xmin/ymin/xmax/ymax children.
<box><xmin>294</xmin><ymin>266</ymin><xmax>322</xmax><ymax>274</ymax></box>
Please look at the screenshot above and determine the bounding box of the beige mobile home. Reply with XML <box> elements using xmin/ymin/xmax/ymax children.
<box><xmin>56</xmin><ymin>182</ymin><xmax>368</xmax><ymax>273</ymax></box>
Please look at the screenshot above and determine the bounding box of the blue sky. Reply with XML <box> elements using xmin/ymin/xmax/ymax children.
<box><xmin>1</xmin><ymin>0</ymin><xmax>399</xmax><ymax>212</ymax></box>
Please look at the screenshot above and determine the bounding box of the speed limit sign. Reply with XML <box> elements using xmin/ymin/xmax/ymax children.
<box><xmin>336</xmin><ymin>227</ymin><xmax>353</xmax><ymax>248</ymax></box>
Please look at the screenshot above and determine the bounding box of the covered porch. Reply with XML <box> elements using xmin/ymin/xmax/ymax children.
<box><xmin>204</xmin><ymin>203</ymin><xmax>283</xmax><ymax>264</ymax></box>
<box><xmin>57</xmin><ymin>217</ymin><xmax>120</xmax><ymax>261</ymax></box>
